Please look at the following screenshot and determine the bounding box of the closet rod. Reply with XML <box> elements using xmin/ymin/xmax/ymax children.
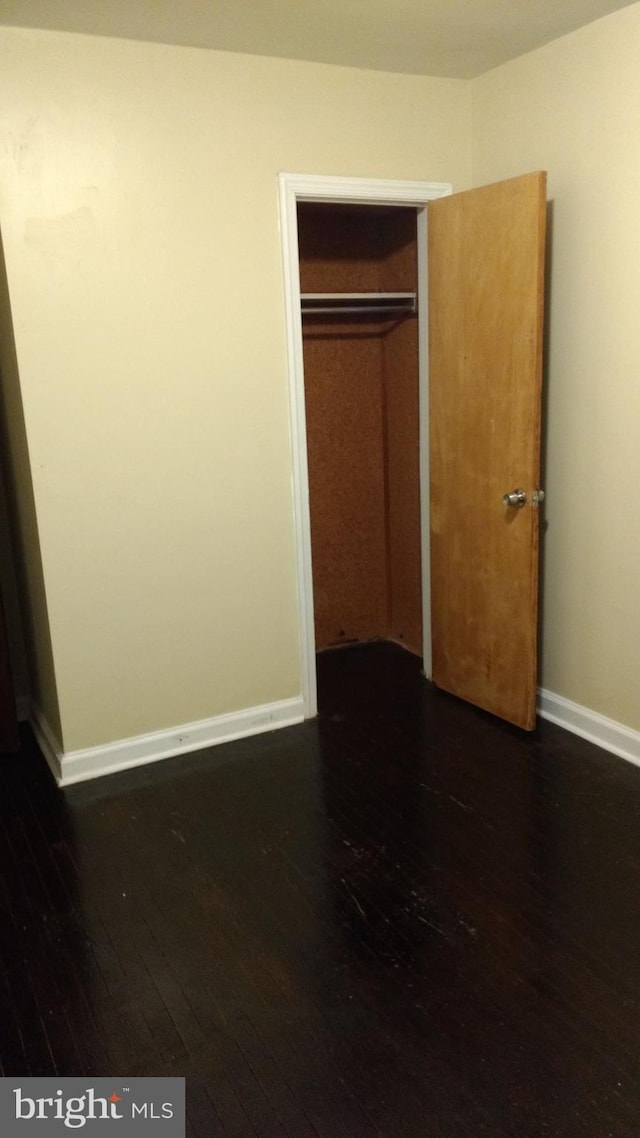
<box><xmin>301</xmin><ymin>303</ymin><xmax>415</xmax><ymax>316</ymax></box>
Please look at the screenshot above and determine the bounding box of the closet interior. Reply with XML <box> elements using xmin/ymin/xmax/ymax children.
<box><xmin>297</xmin><ymin>203</ymin><xmax>423</xmax><ymax>682</ymax></box>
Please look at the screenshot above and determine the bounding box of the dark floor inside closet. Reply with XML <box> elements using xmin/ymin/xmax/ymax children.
<box><xmin>2</xmin><ymin>642</ymin><xmax>640</xmax><ymax>1136</ymax></box>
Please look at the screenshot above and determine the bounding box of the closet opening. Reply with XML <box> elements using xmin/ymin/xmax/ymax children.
<box><xmin>297</xmin><ymin>202</ymin><xmax>423</xmax><ymax>712</ymax></box>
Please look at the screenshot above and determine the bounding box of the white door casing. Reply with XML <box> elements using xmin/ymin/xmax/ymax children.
<box><xmin>278</xmin><ymin>173</ymin><xmax>451</xmax><ymax>717</ymax></box>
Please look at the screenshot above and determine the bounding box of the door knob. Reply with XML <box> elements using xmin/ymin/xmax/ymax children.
<box><xmin>502</xmin><ymin>489</ymin><xmax>527</xmax><ymax>508</ymax></box>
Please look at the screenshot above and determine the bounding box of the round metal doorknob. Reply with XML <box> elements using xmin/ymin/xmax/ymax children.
<box><xmin>502</xmin><ymin>489</ymin><xmax>527</xmax><ymax>508</ymax></box>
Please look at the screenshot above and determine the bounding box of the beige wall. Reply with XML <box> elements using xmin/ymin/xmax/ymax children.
<box><xmin>0</xmin><ymin>232</ymin><xmax>59</xmax><ymax>735</ymax></box>
<box><xmin>3</xmin><ymin>8</ymin><xmax>637</xmax><ymax>756</ymax></box>
<box><xmin>0</xmin><ymin>27</ymin><xmax>471</xmax><ymax>751</ymax></box>
<box><xmin>471</xmin><ymin>3</ymin><xmax>640</xmax><ymax>730</ymax></box>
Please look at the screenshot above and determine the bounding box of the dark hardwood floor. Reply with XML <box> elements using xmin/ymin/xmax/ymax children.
<box><xmin>2</xmin><ymin>641</ymin><xmax>640</xmax><ymax>1136</ymax></box>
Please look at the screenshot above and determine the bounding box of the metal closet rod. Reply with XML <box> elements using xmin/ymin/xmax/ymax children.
<box><xmin>302</xmin><ymin>304</ymin><xmax>415</xmax><ymax>315</ymax></box>
<box><xmin>300</xmin><ymin>294</ymin><xmax>416</xmax><ymax>316</ymax></box>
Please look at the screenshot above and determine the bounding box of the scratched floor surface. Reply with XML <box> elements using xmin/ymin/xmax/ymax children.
<box><xmin>1</xmin><ymin>641</ymin><xmax>640</xmax><ymax>1136</ymax></box>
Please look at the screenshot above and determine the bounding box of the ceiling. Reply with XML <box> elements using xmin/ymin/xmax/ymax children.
<box><xmin>0</xmin><ymin>0</ymin><xmax>635</xmax><ymax>78</ymax></box>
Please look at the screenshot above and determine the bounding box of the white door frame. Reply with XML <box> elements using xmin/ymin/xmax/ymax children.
<box><xmin>278</xmin><ymin>173</ymin><xmax>452</xmax><ymax>718</ymax></box>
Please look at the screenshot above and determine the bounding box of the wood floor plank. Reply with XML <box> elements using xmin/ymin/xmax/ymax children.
<box><xmin>2</xmin><ymin>642</ymin><xmax>640</xmax><ymax>1135</ymax></box>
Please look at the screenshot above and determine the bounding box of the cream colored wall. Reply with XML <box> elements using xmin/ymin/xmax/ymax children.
<box><xmin>471</xmin><ymin>3</ymin><xmax>640</xmax><ymax>730</ymax></box>
<box><xmin>0</xmin><ymin>27</ymin><xmax>471</xmax><ymax>752</ymax></box>
<box><xmin>0</xmin><ymin>233</ymin><xmax>60</xmax><ymax>737</ymax></box>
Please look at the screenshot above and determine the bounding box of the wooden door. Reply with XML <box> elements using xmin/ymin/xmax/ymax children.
<box><xmin>428</xmin><ymin>172</ymin><xmax>546</xmax><ymax>730</ymax></box>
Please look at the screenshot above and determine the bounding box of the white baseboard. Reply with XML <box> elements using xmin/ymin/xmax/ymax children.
<box><xmin>30</xmin><ymin>696</ymin><xmax>305</xmax><ymax>787</ymax></box>
<box><xmin>28</xmin><ymin>686</ymin><xmax>640</xmax><ymax>788</ymax></box>
<box><xmin>29</xmin><ymin>700</ymin><xmax>64</xmax><ymax>784</ymax></box>
<box><xmin>537</xmin><ymin>688</ymin><xmax>640</xmax><ymax>771</ymax></box>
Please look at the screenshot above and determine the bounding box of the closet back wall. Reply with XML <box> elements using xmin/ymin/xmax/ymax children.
<box><xmin>298</xmin><ymin>205</ymin><xmax>422</xmax><ymax>656</ymax></box>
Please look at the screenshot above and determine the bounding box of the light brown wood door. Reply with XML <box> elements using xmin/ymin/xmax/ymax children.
<box><xmin>428</xmin><ymin>172</ymin><xmax>547</xmax><ymax>730</ymax></box>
